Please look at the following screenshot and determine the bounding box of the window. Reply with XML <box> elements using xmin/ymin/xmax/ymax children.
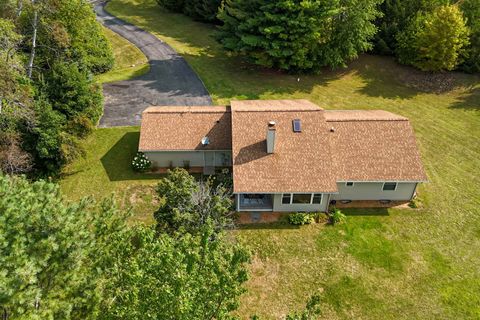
<box><xmin>383</xmin><ymin>182</ymin><xmax>397</xmax><ymax>191</ymax></box>
<box><xmin>292</xmin><ymin>193</ymin><xmax>312</xmax><ymax>204</ymax></box>
<box><xmin>282</xmin><ymin>193</ymin><xmax>291</xmax><ymax>204</ymax></box>
<box><xmin>292</xmin><ymin>119</ymin><xmax>302</xmax><ymax>132</ymax></box>
<box><xmin>345</xmin><ymin>182</ymin><xmax>354</xmax><ymax>187</ymax></box>
<box><xmin>312</xmin><ymin>194</ymin><xmax>322</xmax><ymax>204</ymax></box>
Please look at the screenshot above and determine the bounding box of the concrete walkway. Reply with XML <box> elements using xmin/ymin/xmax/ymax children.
<box><xmin>94</xmin><ymin>1</ymin><xmax>212</xmax><ymax>127</ymax></box>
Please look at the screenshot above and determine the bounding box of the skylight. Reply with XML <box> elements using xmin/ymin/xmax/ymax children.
<box><xmin>201</xmin><ymin>136</ymin><xmax>210</xmax><ymax>146</ymax></box>
<box><xmin>293</xmin><ymin>119</ymin><xmax>302</xmax><ymax>132</ymax></box>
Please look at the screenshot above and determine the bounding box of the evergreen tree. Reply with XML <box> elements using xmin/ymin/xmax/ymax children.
<box><xmin>183</xmin><ymin>0</ymin><xmax>222</xmax><ymax>23</ymax></box>
<box><xmin>396</xmin><ymin>4</ymin><xmax>470</xmax><ymax>71</ymax></box>
<box><xmin>217</xmin><ymin>0</ymin><xmax>381</xmax><ymax>72</ymax></box>
<box><xmin>0</xmin><ymin>174</ymin><xmax>129</xmax><ymax>319</ymax></box>
<box><xmin>460</xmin><ymin>0</ymin><xmax>480</xmax><ymax>73</ymax></box>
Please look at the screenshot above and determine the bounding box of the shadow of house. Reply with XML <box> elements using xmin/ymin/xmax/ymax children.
<box><xmin>100</xmin><ymin>132</ymin><xmax>161</xmax><ymax>181</ymax></box>
<box><xmin>340</xmin><ymin>208</ymin><xmax>390</xmax><ymax>217</ymax></box>
<box><xmin>234</xmin><ymin>140</ymin><xmax>270</xmax><ymax>165</ymax></box>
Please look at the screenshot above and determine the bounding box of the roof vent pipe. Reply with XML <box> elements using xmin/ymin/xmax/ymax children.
<box><xmin>267</xmin><ymin>121</ymin><xmax>276</xmax><ymax>154</ymax></box>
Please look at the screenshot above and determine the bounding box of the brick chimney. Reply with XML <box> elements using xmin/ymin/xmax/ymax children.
<box><xmin>267</xmin><ymin>121</ymin><xmax>276</xmax><ymax>154</ymax></box>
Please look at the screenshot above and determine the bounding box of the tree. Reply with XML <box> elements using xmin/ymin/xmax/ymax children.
<box><xmin>372</xmin><ymin>0</ymin><xmax>447</xmax><ymax>55</ymax></box>
<box><xmin>44</xmin><ymin>61</ymin><xmax>103</xmax><ymax>125</ymax></box>
<box><xmin>183</xmin><ymin>0</ymin><xmax>222</xmax><ymax>23</ymax></box>
<box><xmin>314</xmin><ymin>0</ymin><xmax>382</xmax><ymax>68</ymax></box>
<box><xmin>460</xmin><ymin>0</ymin><xmax>480</xmax><ymax>73</ymax></box>
<box><xmin>0</xmin><ymin>174</ymin><xmax>129</xmax><ymax>319</ymax></box>
<box><xmin>100</xmin><ymin>225</ymin><xmax>250</xmax><ymax>319</ymax></box>
<box><xmin>396</xmin><ymin>4</ymin><xmax>470</xmax><ymax>71</ymax></box>
<box><xmin>154</xmin><ymin>168</ymin><xmax>235</xmax><ymax>234</ymax></box>
<box><xmin>156</xmin><ymin>0</ymin><xmax>185</xmax><ymax>12</ymax></box>
<box><xmin>217</xmin><ymin>0</ymin><xmax>382</xmax><ymax>72</ymax></box>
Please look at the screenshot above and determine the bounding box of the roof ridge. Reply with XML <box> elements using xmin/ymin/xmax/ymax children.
<box><xmin>326</xmin><ymin>118</ymin><xmax>408</xmax><ymax>122</ymax></box>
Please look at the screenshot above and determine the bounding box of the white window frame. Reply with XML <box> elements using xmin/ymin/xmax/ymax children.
<box><xmin>345</xmin><ymin>182</ymin><xmax>355</xmax><ymax>187</ymax></box>
<box><xmin>281</xmin><ymin>193</ymin><xmax>293</xmax><ymax>205</ymax></box>
<box><xmin>281</xmin><ymin>193</ymin><xmax>323</xmax><ymax>205</ymax></box>
<box><xmin>382</xmin><ymin>182</ymin><xmax>398</xmax><ymax>191</ymax></box>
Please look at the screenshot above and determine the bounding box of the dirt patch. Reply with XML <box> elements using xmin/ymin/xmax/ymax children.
<box><xmin>397</xmin><ymin>70</ymin><xmax>459</xmax><ymax>93</ymax></box>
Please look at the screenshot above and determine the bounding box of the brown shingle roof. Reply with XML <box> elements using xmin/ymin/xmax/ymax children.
<box><xmin>230</xmin><ymin>100</ymin><xmax>338</xmax><ymax>193</ymax></box>
<box><xmin>325</xmin><ymin>110</ymin><xmax>407</xmax><ymax>122</ymax></box>
<box><xmin>327</xmin><ymin>111</ymin><xmax>427</xmax><ymax>182</ymax></box>
<box><xmin>138</xmin><ymin>106</ymin><xmax>231</xmax><ymax>151</ymax></box>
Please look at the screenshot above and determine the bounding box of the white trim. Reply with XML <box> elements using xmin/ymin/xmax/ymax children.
<box><xmin>337</xmin><ymin>180</ymin><xmax>427</xmax><ymax>183</ymax></box>
<box><xmin>235</xmin><ymin>191</ymin><xmax>339</xmax><ymax>195</ymax></box>
<box><xmin>238</xmin><ymin>208</ymin><xmax>273</xmax><ymax>212</ymax></box>
<box><xmin>382</xmin><ymin>182</ymin><xmax>398</xmax><ymax>191</ymax></box>
<box><xmin>140</xmin><ymin>149</ymin><xmax>232</xmax><ymax>152</ymax></box>
<box><xmin>345</xmin><ymin>181</ymin><xmax>355</xmax><ymax>187</ymax></box>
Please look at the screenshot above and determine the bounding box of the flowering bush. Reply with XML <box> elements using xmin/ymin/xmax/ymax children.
<box><xmin>131</xmin><ymin>152</ymin><xmax>151</xmax><ymax>172</ymax></box>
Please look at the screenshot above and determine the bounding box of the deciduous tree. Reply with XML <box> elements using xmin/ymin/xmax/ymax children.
<box><xmin>100</xmin><ymin>225</ymin><xmax>249</xmax><ymax>320</ymax></box>
<box><xmin>396</xmin><ymin>4</ymin><xmax>470</xmax><ymax>71</ymax></box>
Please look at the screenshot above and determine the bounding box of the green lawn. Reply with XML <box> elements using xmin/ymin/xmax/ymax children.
<box><xmin>95</xmin><ymin>26</ymin><xmax>149</xmax><ymax>84</ymax></box>
<box><xmin>59</xmin><ymin>0</ymin><xmax>480</xmax><ymax>318</ymax></box>
<box><xmin>60</xmin><ymin>127</ymin><xmax>159</xmax><ymax>225</ymax></box>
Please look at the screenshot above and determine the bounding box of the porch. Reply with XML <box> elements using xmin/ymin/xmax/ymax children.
<box><xmin>237</xmin><ymin>194</ymin><xmax>273</xmax><ymax>211</ymax></box>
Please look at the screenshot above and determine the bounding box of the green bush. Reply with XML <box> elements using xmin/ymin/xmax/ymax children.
<box><xmin>329</xmin><ymin>208</ymin><xmax>346</xmax><ymax>225</ymax></box>
<box><xmin>396</xmin><ymin>5</ymin><xmax>470</xmax><ymax>71</ymax></box>
<box><xmin>288</xmin><ymin>212</ymin><xmax>316</xmax><ymax>225</ymax></box>
<box><xmin>131</xmin><ymin>152</ymin><xmax>152</xmax><ymax>172</ymax></box>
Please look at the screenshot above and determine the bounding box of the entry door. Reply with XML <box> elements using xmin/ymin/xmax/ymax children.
<box><xmin>204</xmin><ymin>152</ymin><xmax>215</xmax><ymax>167</ymax></box>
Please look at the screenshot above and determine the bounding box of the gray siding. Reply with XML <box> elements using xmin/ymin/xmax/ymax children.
<box><xmin>272</xmin><ymin>194</ymin><xmax>329</xmax><ymax>212</ymax></box>
<box><xmin>143</xmin><ymin>151</ymin><xmax>232</xmax><ymax>168</ymax></box>
<box><xmin>331</xmin><ymin>182</ymin><xmax>417</xmax><ymax>201</ymax></box>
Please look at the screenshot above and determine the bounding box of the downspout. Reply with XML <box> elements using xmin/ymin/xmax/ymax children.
<box><xmin>409</xmin><ymin>183</ymin><xmax>418</xmax><ymax>200</ymax></box>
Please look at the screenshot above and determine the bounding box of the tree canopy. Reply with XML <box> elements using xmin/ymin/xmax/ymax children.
<box><xmin>100</xmin><ymin>225</ymin><xmax>249</xmax><ymax>319</ymax></box>
<box><xmin>396</xmin><ymin>4</ymin><xmax>470</xmax><ymax>71</ymax></box>
<box><xmin>154</xmin><ymin>168</ymin><xmax>235</xmax><ymax>234</ymax></box>
<box><xmin>0</xmin><ymin>174</ymin><xmax>129</xmax><ymax>319</ymax></box>
<box><xmin>217</xmin><ymin>0</ymin><xmax>382</xmax><ymax>72</ymax></box>
<box><xmin>0</xmin><ymin>0</ymin><xmax>113</xmax><ymax>176</ymax></box>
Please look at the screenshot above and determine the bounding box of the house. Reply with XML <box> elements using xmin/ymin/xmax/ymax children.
<box><xmin>138</xmin><ymin>100</ymin><xmax>427</xmax><ymax>212</ymax></box>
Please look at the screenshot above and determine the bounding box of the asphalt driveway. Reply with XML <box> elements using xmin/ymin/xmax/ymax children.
<box><xmin>94</xmin><ymin>1</ymin><xmax>212</xmax><ymax>127</ymax></box>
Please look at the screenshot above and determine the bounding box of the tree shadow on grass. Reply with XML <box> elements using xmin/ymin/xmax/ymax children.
<box><xmin>100</xmin><ymin>132</ymin><xmax>162</xmax><ymax>181</ymax></box>
<box><xmin>449</xmin><ymin>86</ymin><xmax>480</xmax><ymax>111</ymax></box>
<box><xmin>237</xmin><ymin>221</ymin><xmax>300</xmax><ymax>230</ymax></box>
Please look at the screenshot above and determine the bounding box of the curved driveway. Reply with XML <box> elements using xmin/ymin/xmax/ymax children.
<box><xmin>94</xmin><ymin>1</ymin><xmax>212</xmax><ymax>127</ymax></box>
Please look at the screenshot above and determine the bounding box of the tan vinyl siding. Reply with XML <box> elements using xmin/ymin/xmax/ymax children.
<box><xmin>272</xmin><ymin>194</ymin><xmax>329</xmax><ymax>212</ymax></box>
<box><xmin>144</xmin><ymin>151</ymin><xmax>232</xmax><ymax>168</ymax></box>
<box><xmin>331</xmin><ymin>182</ymin><xmax>417</xmax><ymax>201</ymax></box>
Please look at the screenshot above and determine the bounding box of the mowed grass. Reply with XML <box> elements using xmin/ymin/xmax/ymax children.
<box><xmin>61</xmin><ymin>0</ymin><xmax>480</xmax><ymax>318</ymax></box>
<box><xmin>59</xmin><ymin>127</ymin><xmax>159</xmax><ymax>225</ymax></box>
<box><xmin>95</xmin><ymin>26</ymin><xmax>149</xmax><ymax>84</ymax></box>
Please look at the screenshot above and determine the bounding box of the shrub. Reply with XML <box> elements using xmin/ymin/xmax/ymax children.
<box><xmin>288</xmin><ymin>212</ymin><xmax>316</xmax><ymax>225</ymax></box>
<box><xmin>131</xmin><ymin>152</ymin><xmax>151</xmax><ymax>172</ymax></box>
<box><xmin>213</xmin><ymin>168</ymin><xmax>233</xmax><ymax>192</ymax></box>
<box><xmin>329</xmin><ymin>208</ymin><xmax>346</xmax><ymax>225</ymax></box>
